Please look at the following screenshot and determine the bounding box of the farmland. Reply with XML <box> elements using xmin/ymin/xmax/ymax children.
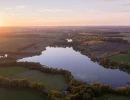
<box><xmin>123</xmin><ymin>37</ymin><xmax>130</xmax><ymax>43</ymax></box>
<box><xmin>8</xmin><ymin>70</ymin><xmax>68</xmax><ymax>92</ymax></box>
<box><xmin>109</xmin><ymin>50</ymin><xmax>130</xmax><ymax>63</ymax></box>
<box><xmin>0</xmin><ymin>66</ymin><xmax>68</xmax><ymax>92</ymax></box>
<box><xmin>0</xmin><ymin>27</ymin><xmax>130</xmax><ymax>100</ymax></box>
<box><xmin>0</xmin><ymin>67</ymin><xmax>28</xmax><ymax>77</ymax></box>
<box><xmin>0</xmin><ymin>31</ymin><xmax>62</xmax><ymax>59</ymax></box>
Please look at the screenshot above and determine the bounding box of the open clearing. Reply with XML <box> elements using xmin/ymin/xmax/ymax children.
<box><xmin>109</xmin><ymin>50</ymin><xmax>130</xmax><ymax>63</ymax></box>
<box><xmin>123</xmin><ymin>37</ymin><xmax>130</xmax><ymax>43</ymax></box>
<box><xmin>8</xmin><ymin>70</ymin><xmax>68</xmax><ymax>92</ymax></box>
<box><xmin>83</xmin><ymin>41</ymin><xmax>103</xmax><ymax>45</ymax></box>
<box><xmin>0</xmin><ymin>67</ymin><xmax>68</xmax><ymax>92</ymax></box>
<box><xmin>0</xmin><ymin>67</ymin><xmax>28</xmax><ymax>77</ymax></box>
<box><xmin>0</xmin><ymin>88</ymin><xmax>46</xmax><ymax>100</ymax></box>
<box><xmin>94</xmin><ymin>94</ymin><xmax>130</xmax><ymax>100</ymax></box>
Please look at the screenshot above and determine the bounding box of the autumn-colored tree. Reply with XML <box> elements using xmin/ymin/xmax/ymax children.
<box><xmin>47</xmin><ymin>90</ymin><xmax>64</xmax><ymax>100</ymax></box>
<box><xmin>19</xmin><ymin>78</ymin><xmax>29</xmax><ymax>87</ymax></box>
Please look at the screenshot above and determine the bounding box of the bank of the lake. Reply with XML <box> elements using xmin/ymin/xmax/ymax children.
<box><xmin>18</xmin><ymin>46</ymin><xmax>130</xmax><ymax>87</ymax></box>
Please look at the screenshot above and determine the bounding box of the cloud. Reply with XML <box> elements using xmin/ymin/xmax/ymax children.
<box><xmin>86</xmin><ymin>9</ymin><xmax>102</xmax><ymax>13</ymax></box>
<box><xmin>37</xmin><ymin>9</ymin><xmax>72</xmax><ymax>12</ymax></box>
<box><xmin>16</xmin><ymin>5</ymin><xmax>27</xmax><ymax>9</ymax></box>
<box><xmin>19</xmin><ymin>16</ymin><xmax>37</xmax><ymax>20</ymax></box>
<box><xmin>100</xmin><ymin>0</ymin><xmax>117</xmax><ymax>2</ymax></box>
<box><xmin>8</xmin><ymin>13</ymin><xmax>21</xmax><ymax>16</ymax></box>
<box><xmin>4</xmin><ymin>5</ymin><xmax>27</xmax><ymax>11</ymax></box>
<box><xmin>121</xmin><ymin>3</ymin><xmax>130</xmax><ymax>6</ymax></box>
<box><xmin>4</xmin><ymin>8</ymin><xmax>13</xmax><ymax>10</ymax></box>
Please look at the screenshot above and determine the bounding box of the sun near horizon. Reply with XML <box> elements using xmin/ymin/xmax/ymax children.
<box><xmin>0</xmin><ymin>17</ymin><xmax>3</xmax><ymax>26</ymax></box>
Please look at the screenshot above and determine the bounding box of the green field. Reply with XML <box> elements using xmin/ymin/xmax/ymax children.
<box><xmin>94</xmin><ymin>94</ymin><xmax>130</xmax><ymax>100</ymax></box>
<box><xmin>0</xmin><ymin>67</ymin><xmax>28</xmax><ymax>77</ymax></box>
<box><xmin>0</xmin><ymin>67</ymin><xmax>68</xmax><ymax>92</ymax></box>
<box><xmin>123</xmin><ymin>37</ymin><xmax>130</xmax><ymax>43</ymax></box>
<box><xmin>8</xmin><ymin>70</ymin><xmax>68</xmax><ymax>92</ymax></box>
<box><xmin>109</xmin><ymin>50</ymin><xmax>130</xmax><ymax>63</ymax></box>
<box><xmin>0</xmin><ymin>88</ymin><xmax>46</xmax><ymax>100</ymax></box>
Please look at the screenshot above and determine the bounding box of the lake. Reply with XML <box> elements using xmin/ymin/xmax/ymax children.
<box><xmin>18</xmin><ymin>47</ymin><xmax>130</xmax><ymax>87</ymax></box>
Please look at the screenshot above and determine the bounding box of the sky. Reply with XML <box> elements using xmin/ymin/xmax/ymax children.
<box><xmin>0</xmin><ymin>0</ymin><xmax>130</xmax><ymax>26</ymax></box>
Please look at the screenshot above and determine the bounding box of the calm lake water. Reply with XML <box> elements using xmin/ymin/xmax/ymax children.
<box><xmin>18</xmin><ymin>47</ymin><xmax>130</xmax><ymax>87</ymax></box>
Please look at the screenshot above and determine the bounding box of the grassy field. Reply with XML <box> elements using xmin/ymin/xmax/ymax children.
<box><xmin>8</xmin><ymin>70</ymin><xmax>68</xmax><ymax>92</ymax></box>
<box><xmin>0</xmin><ymin>88</ymin><xmax>46</xmax><ymax>100</ymax></box>
<box><xmin>94</xmin><ymin>94</ymin><xmax>130</xmax><ymax>100</ymax></box>
<box><xmin>0</xmin><ymin>67</ymin><xmax>28</xmax><ymax>77</ymax></box>
<box><xmin>109</xmin><ymin>50</ymin><xmax>130</xmax><ymax>63</ymax></box>
<box><xmin>0</xmin><ymin>66</ymin><xmax>68</xmax><ymax>92</ymax></box>
<box><xmin>123</xmin><ymin>37</ymin><xmax>130</xmax><ymax>43</ymax></box>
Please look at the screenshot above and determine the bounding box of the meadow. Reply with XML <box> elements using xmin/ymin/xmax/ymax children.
<box><xmin>8</xmin><ymin>70</ymin><xmax>68</xmax><ymax>92</ymax></box>
<box><xmin>0</xmin><ymin>66</ymin><xmax>68</xmax><ymax>92</ymax></box>
<box><xmin>123</xmin><ymin>37</ymin><xmax>130</xmax><ymax>43</ymax></box>
<box><xmin>109</xmin><ymin>50</ymin><xmax>130</xmax><ymax>63</ymax></box>
<box><xmin>0</xmin><ymin>67</ymin><xmax>28</xmax><ymax>77</ymax></box>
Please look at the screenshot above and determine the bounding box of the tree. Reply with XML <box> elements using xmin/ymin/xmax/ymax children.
<box><xmin>37</xmin><ymin>82</ymin><xmax>45</xmax><ymax>92</ymax></box>
<box><xmin>31</xmin><ymin>82</ymin><xmax>45</xmax><ymax>92</ymax></box>
<box><xmin>11</xmin><ymin>79</ymin><xmax>20</xmax><ymax>88</ymax></box>
<box><xmin>31</xmin><ymin>82</ymin><xmax>38</xmax><ymax>88</ymax></box>
<box><xmin>19</xmin><ymin>78</ymin><xmax>29</xmax><ymax>88</ymax></box>
<box><xmin>47</xmin><ymin>90</ymin><xmax>64</xmax><ymax>100</ymax></box>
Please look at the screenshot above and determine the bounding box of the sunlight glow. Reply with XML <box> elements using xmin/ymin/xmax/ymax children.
<box><xmin>0</xmin><ymin>0</ymin><xmax>130</xmax><ymax>26</ymax></box>
<box><xmin>0</xmin><ymin>17</ymin><xmax>3</xmax><ymax>26</ymax></box>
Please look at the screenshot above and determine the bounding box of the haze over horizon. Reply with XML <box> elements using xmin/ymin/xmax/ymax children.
<box><xmin>0</xmin><ymin>0</ymin><xmax>130</xmax><ymax>26</ymax></box>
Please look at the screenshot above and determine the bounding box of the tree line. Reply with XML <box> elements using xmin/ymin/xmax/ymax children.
<box><xmin>73</xmin><ymin>36</ymin><xmax>128</xmax><ymax>43</ymax></box>
<box><xmin>0</xmin><ymin>61</ymin><xmax>72</xmax><ymax>82</ymax></box>
<box><xmin>1</xmin><ymin>61</ymin><xmax>130</xmax><ymax>100</ymax></box>
<box><xmin>0</xmin><ymin>76</ymin><xmax>46</xmax><ymax>95</ymax></box>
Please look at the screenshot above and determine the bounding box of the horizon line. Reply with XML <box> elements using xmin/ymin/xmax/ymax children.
<box><xmin>1</xmin><ymin>25</ymin><xmax>130</xmax><ymax>27</ymax></box>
